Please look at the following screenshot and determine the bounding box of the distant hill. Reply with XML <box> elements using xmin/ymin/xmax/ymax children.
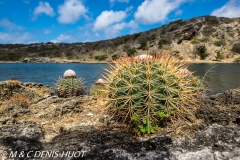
<box><xmin>0</xmin><ymin>16</ymin><xmax>240</xmax><ymax>63</ymax></box>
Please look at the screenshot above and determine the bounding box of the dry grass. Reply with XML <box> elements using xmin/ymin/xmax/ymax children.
<box><xmin>7</xmin><ymin>94</ymin><xmax>30</xmax><ymax>108</ymax></box>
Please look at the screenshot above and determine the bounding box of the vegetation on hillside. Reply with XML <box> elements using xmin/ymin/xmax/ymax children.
<box><xmin>0</xmin><ymin>16</ymin><xmax>240</xmax><ymax>62</ymax></box>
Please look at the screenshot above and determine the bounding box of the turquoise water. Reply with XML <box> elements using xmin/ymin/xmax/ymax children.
<box><xmin>0</xmin><ymin>63</ymin><xmax>239</xmax><ymax>95</ymax></box>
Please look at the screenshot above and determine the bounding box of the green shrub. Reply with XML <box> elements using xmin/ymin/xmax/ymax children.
<box><xmin>127</xmin><ymin>48</ymin><xmax>137</xmax><ymax>57</ymax></box>
<box><xmin>191</xmin><ymin>37</ymin><xmax>202</xmax><ymax>44</ymax></box>
<box><xmin>179</xmin><ymin>56</ymin><xmax>184</xmax><ymax>60</ymax></box>
<box><xmin>99</xmin><ymin>55</ymin><xmax>203</xmax><ymax>135</ymax></box>
<box><xmin>94</xmin><ymin>54</ymin><xmax>108</xmax><ymax>61</ymax></box>
<box><xmin>216</xmin><ymin>51</ymin><xmax>224</xmax><ymax>60</ymax></box>
<box><xmin>197</xmin><ymin>45</ymin><xmax>208</xmax><ymax>60</ymax></box>
<box><xmin>213</xmin><ymin>40</ymin><xmax>225</xmax><ymax>46</ymax></box>
<box><xmin>234</xmin><ymin>57</ymin><xmax>240</xmax><ymax>62</ymax></box>
<box><xmin>112</xmin><ymin>54</ymin><xmax>118</xmax><ymax>60</ymax></box>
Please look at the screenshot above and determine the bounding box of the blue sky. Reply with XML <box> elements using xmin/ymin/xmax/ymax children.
<box><xmin>0</xmin><ymin>0</ymin><xmax>239</xmax><ymax>44</ymax></box>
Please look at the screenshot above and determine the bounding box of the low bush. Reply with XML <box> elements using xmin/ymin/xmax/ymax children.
<box><xmin>94</xmin><ymin>54</ymin><xmax>108</xmax><ymax>61</ymax></box>
<box><xmin>112</xmin><ymin>54</ymin><xmax>118</xmax><ymax>60</ymax></box>
<box><xmin>127</xmin><ymin>48</ymin><xmax>137</xmax><ymax>57</ymax></box>
<box><xmin>213</xmin><ymin>40</ymin><xmax>225</xmax><ymax>46</ymax></box>
<box><xmin>216</xmin><ymin>51</ymin><xmax>224</xmax><ymax>60</ymax></box>
<box><xmin>197</xmin><ymin>45</ymin><xmax>208</xmax><ymax>60</ymax></box>
<box><xmin>191</xmin><ymin>37</ymin><xmax>202</xmax><ymax>44</ymax></box>
<box><xmin>234</xmin><ymin>57</ymin><xmax>240</xmax><ymax>63</ymax></box>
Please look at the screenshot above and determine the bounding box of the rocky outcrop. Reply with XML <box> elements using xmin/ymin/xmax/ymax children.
<box><xmin>0</xmin><ymin>81</ymin><xmax>54</xmax><ymax>105</ymax></box>
<box><xmin>165</xmin><ymin>18</ymin><xmax>205</xmax><ymax>44</ymax></box>
<box><xmin>22</xmin><ymin>57</ymin><xmax>56</xmax><ymax>63</ymax></box>
<box><xmin>0</xmin><ymin>82</ymin><xmax>239</xmax><ymax>159</ymax></box>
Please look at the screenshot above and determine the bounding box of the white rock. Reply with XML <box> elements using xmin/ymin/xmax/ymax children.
<box><xmin>86</xmin><ymin>113</ymin><xmax>94</xmax><ymax>116</ymax></box>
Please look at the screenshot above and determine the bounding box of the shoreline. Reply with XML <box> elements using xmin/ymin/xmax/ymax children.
<box><xmin>0</xmin><ymin>59</ymin><xmax>239</xmax><ymax>64</ymax></box>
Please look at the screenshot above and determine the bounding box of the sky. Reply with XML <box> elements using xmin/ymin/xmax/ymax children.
<box><xmin>0</xmin><ymin>0</ymin><xmax>240</xmax><ymax>44</ymax></box>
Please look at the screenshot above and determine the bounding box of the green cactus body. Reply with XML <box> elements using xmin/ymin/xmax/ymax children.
<box><xmin>100</xmin><ymin>55</ymin><xmax>203</xmax><ymax>134</ymax></box>
<box><xmin>55</xmin><ymin>70</ymin><xmax>84</xmax><ymax>98</ymax></box>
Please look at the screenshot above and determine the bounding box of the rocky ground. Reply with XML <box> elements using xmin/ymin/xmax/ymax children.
<box><xmin>0</xmin><ymin>80</ymin><xmax>239</xmax><ymax>160</ymax></box>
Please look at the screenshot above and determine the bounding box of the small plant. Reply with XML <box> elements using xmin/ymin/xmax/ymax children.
<box><xmin>191</xmin><ymin>37</ymin><xmax>202</xmax><ymax>44</ymax></box>
<box><xmin>127</xmin><ymin>48</ymin><xmax>137</xmax><ymax>57</ymax></box>
<box><xmin>197</xmin><ymin>45</ymin><xmax>208</xmax><ymax>60</ymax></box>
<box><xmin>99</xmin><ymin>54</ymin><xmax>203</xmax><ymax>135</ymax></box>
<box><xmin>7</xmin><ymin>94</ymin><xmax>30</xmax><ymax>108</ymax></box>
<box><xmin>216</xmin><ymin>51</ymin><xmax>224</xmax><ymax>60</ymax></box>
<box><xmin>179</xmin><ymin>56</ymin><xmax>184</xmax><ymax>60</ymax></box>
<box><xmin>112</xmin><ymin>54</ymin><xmax>118</xmax><ymax>60</ymax></box>
<box><xmin>55</xmin><ymin>70</ymin><xmax>84</xmax><ymax>98</ymax></box>
<box><xmin>234</xmin><ymin>57</ymin><xmax>240</xmax><ymax>63</ymax></box>
<box><xmin>213</xmin><ymin>40</ymin><xmax>225</xmax><ymax>46</ymax></box>
<box><xmin>94</xmin><ymin>54</ymin><xmax>108</xmax><ymax>61</ymax></box>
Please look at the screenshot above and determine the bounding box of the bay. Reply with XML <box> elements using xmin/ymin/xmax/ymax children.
<box><xmin>0</xmin><ymin>63</ymin><xmax>239</xmax><ymax>95</ymax></box>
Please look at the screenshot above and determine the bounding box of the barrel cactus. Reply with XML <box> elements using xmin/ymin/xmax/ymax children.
<box><xmin>99</xmin><ymin>54</ymin><xmax>204</xmax><ymax>134</ymax></box>
<box><xmin>55</xmin><ymin>69</ymin><xmax>84</xmax><ymax>98</ymax></box>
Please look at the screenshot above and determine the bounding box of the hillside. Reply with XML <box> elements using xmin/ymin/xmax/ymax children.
<box><xmin>0</xmin><ymin>16</ymin><xmax>240</xmax><ymax>63</ymax></box>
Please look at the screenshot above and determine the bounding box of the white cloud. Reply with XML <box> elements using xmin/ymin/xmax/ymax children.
<box><xmin>23</xmin><ymin>0</ymin><xmax>29</xmax><ymax>4</ymax></box>
<box><xmin>93</xmin><ymin>10</ymin><xmax>127</xmax><ymax>31</ymax></box>
<box><xmin>103</xmin><ymin>20</ymin><xmax>138</xmax><ymax>38</ymax></box>
<box><xmin>104</xmin><ymin>22</ymin><xmax>127</xmax><ymax>38</ymax></box>
<box><xmin>134</xmin><ymin>0</ymin><xmax>187</xmax><ymax>24</ymax></box>
<box><xmin>44</xmin><ymin>30</ymin><xmax>51</xmax><ymax>34</ymax></box>
<box><xmin>109</xmin><ymin>0</ymin><xmax>129</xmax><ymax>6</ymax></box>
<box><xmin>0</xmin><ymin>19</ymin><xmax>24</xmax><ymax>30</ymax></box>
<box><xmin>58</xmin><ymin>0</ymin><xmax>88</xmax><ymax>24</ymax></box>
<box><xmin>127</xmin><ymin>20</ymin><xmax>138</xmax><ymax>29</ymax></box>
<box><xmin>0</xmin><ymin>32</ymin><xmax>31</xmax><ymax>44</ymax></box>
<box><xmin>50</xmin><ymin>34</ymin><xmax>73</xmax><ymax>43</ymax></box>
<box><xmin>33</xmin><ymin>1</ymin><xmax>55</xmax><ymax>20</ymax></box>
<box><xmin>175</xmin><ymin>10</ymin><xmax>183</xmax><ymax>16</ymax></box>
<box><xmin>95</xmin><ymin>33</ymin><xmax>100</xmax><ymax>37</ymax></box>
<box><xmin>211</xmin><ymin>0</ymin><xmax>240</xmax><ymax>18</ymax></box>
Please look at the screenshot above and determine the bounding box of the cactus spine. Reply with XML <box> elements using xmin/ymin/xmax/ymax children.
<box><xmin>100</xmin><ymin>54</ymin><xmax>203</xmax><ymax>134</ymax></box>
<box><xmin>55</xmin><ymin>70</ymin><xmax>84</xmax><ymax>98</ymax></box>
